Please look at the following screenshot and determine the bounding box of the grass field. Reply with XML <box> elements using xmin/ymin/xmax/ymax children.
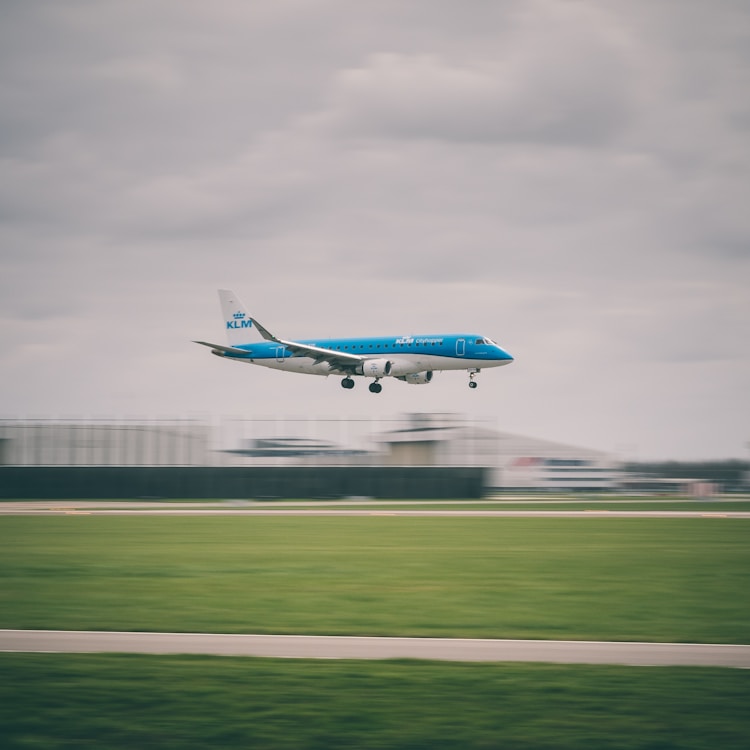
<box><xmin>2</xmin><ymin>512</ymin><xmax>749</xmax><ymax>749</ymax></box>
<box><xmin>1</xmin><ymin>654</ymin><xmax>749</xmax><ymax>750</ymax></box>
<box><xmin>1</xmin><ymin>515</ymin><xmax>749</xmax><ymax>642</ymax></box>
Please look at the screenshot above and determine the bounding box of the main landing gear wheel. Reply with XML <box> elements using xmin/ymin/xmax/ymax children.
<box><xmin>369</xmin><ymin>381</ymin><xmax>383</xmax><ymax>394</ymax></box>
<box><xmin>341</xmin><ymin>377</ymin><xmax>355</xmax><ymax>389</ymax></box>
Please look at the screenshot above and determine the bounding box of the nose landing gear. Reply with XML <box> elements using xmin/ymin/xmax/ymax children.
<box><xmin>468</xmin><ymin>368</ymin><xmax>480</xmax><ymax>389</ymax></box>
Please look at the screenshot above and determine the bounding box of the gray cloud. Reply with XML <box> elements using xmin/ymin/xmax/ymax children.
<box><xmin>0</xmin><ymin>0</ymin><xmax>748</xmax><ymax>459</ymax></box>
<box><xmin>324</xmin><ymin>5</ymin><xmax>637</xmax><ymax>145</ymax></box>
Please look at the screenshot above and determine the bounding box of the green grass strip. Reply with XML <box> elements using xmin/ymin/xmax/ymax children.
<box><xmin>1</xmin><ymin>654</ymin><xmax>749</xmax><ymax>749</ymax></box>
<box><xmin>2</xmin><ymin>516</ymin><xmax>749</xmax><ymax>643</ymax></box>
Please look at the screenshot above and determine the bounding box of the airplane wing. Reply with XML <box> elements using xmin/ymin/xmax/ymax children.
<box><xmin>250</xmin><ymin>317</ymin><xmax>364</xmax><ymax>372</ymax></box>
<box><xmin>193</xmin><ymin>340</ymin><xmax>252</xmax><ymax>356</ymax></box>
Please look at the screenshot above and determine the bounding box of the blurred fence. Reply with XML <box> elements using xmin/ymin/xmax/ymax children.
<box><xmin>0</xmin><ymin>466</ymin><xmax>486</xmax><ymax>500</ymax></box>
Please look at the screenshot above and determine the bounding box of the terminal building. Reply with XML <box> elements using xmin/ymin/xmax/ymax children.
<box><xmin>372</xmin><ymin>414</ymin><xmax>621</xmax><ymax>491</ymax></box>
<box><xmin>0</xmin><ymin>420</ymin><xmax>210</xmax><ymax>466</ymax></box>
<box><xmin>0</xmin><ymin>414</ymin><xmax>622</xmax><ymax>492</ymax></box>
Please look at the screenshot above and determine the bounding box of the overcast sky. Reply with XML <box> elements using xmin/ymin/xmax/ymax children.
<box><xmin>1</xmin><ymin>0</ymin><xmax>749</xmax><ymax>460</ymax></box>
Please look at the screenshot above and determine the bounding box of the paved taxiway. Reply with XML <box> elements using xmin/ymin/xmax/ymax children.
<box><xmin>2</xmin><ymin>630</ymin><xmax>749</xmax><ymax>668</ymax></box>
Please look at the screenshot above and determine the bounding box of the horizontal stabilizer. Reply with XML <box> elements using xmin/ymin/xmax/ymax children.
<box><xmin>193</xmin><ymin>340</ymin><xmax>251</xmax><ymax>357</ymax></box>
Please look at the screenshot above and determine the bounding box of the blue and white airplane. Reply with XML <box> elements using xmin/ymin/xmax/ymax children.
<box><xmin>195</xmin><ymin>289</ymin><xmax>514</xmax><ymax>393</ymax></box>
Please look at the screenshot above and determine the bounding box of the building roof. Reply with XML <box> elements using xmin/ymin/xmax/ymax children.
<box><xmin>374</xmin><ymin>422</ymin><xmax>613</xmax><ymax>460</ymax></box>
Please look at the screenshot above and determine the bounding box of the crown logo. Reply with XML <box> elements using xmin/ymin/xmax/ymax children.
<box><xmin>233</xmin><ymin>312</ymin><xmax>245</xmax><ymax>319</ymax></box>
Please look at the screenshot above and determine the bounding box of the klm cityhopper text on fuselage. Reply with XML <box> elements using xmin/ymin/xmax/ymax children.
<box><xmin>194</xmin><ymin>289</ymin><xmax>513</xmax><ymax>393</ymax></box>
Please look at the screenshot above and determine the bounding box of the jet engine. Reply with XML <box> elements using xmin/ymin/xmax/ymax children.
<box><xmin>397</xmin><ymin>371</ymin><xmax>433</xmax><ymax>385</ymax></box>
<box><xmin>361</xmin><ymin>358</ymin><xmax>393</xmax><ymax>378</ymax></box>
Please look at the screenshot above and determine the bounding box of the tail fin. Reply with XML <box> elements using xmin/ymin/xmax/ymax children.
<box><xmin>218</xmin><ymin>289</ymin><xmax>261</xmax><ymax>346</ymax></box>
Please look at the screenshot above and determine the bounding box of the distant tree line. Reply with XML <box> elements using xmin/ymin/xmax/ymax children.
<box><xmin>625</xmin><ymin>460</ymin><xmax>749</xmax><ymax>492</ymax></box>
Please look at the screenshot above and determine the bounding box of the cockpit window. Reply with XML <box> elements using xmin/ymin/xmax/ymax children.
<box><xmin>475</xmin><ymin>338</ymin><xmax>484</xmax><ymax>345</ymax></box>
<box><xmin>484</xmin><ymin>337</ymin><xmax>497</xmax><ymax>346</ymax></box>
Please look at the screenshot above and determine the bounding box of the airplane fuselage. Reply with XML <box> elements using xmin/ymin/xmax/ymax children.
<box><xmin>217</xmin><ymin>333</ymin><xmax>513</xmax><ymax>378</ymax></box>
<box><xmin>195</xmin><ymin>289</ymin><xmax>514</xmax><ymax>391</ymax></box>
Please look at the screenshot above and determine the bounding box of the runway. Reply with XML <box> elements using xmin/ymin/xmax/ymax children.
<box><xmin>1</xmin><ymin>501</ymin><xmax>749</xmax><ymax>518</ymax></box>
<box><xmin>1</xmin><ymin>630</ymin><xmax>749</xmax><ymax>668</ymax></box>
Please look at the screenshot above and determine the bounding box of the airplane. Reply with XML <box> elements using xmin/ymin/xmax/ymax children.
<box><xmin>194</xmin><ymin>289</ymin><xmax>514</xmax><ymax>393</ymax></box>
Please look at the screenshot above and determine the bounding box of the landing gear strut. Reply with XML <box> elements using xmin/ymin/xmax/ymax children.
<box><xmin>468</xmin><ymin>368</ymin><xmax>479</xmax><ymax>389</ymax></box>
<box><xmin>341</xmin><ymin>377</ymin><xmax>355</xmax><ymax>389</ymax></box>
<box><xmin>368</xmin><ymin>380</ymin><xmax>383</xmax><ymax>394</ymax></box>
